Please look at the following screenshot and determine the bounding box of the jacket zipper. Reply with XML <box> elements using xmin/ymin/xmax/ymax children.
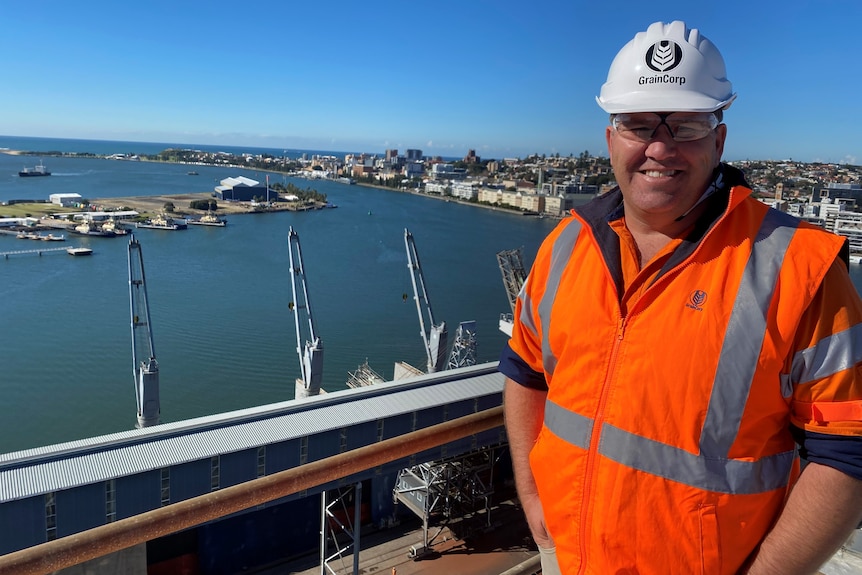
<box><xmin>578</xmin><ymin>315</ymin><xmax>627</xmax><ymax>574</ymax></box>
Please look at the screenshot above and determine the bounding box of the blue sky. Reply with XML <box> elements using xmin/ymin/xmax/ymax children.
<box><xmin>3</xmin><ymin>1</ymin><xmax>860</xmax><ymax>164</ymax></box>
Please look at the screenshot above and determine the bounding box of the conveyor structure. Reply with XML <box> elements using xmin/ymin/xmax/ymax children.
<box><xmin>496</xmin><ymin>248</ymin><xmax>527</xmax><ymax>336</ymax></box>
<box><xmin>393</xmin><ymin>445</ymin><xmax>501</xmax><ymax>557</ymax></box>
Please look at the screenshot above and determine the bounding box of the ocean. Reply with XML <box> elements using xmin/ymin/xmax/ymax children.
<box><xmin>0</xmin><ymin>136</ymin><xmax>556</xmax><ymax>453</ymax></box>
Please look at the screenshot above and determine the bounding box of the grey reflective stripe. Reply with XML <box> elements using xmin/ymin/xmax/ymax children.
<box><xmin>543</xmin><ymin>209</ymin><xmax>802</xmax><ymax>495</ymax></box>
<box><xmin>700</xmin><ymin>210</ymin><xmax>797</xmax><ymax>461</ymax></box>
<box><xmin>542</xmin><ymin>402</ymin><xmax>795</xmax><ymax>494</ymax></box>
<box><xmin>536</xmin><ymin>220</ymin><xmax>583</xmax><ymax>376</ymax></box>
<box><xmin>544</xmin><ymin>398</ymin><xmax>592</xmax><ymax>450</ymax></box>
<box><xmin>789</xmin><ymin>323</ymin><xmax>862</xmax><ymax>386</ymax></box>
<box><xmin>517</xmin><ymin>274</ymin><xmax>539</xmax><ymax>342</ymax></box>
<box><xmin>600</xmin><ymin>424</ymin><xmax>796</xmax><ymax>494</ymax></box>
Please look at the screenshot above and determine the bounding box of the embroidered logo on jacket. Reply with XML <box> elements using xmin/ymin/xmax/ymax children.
<box><xmin>686</xmin><ymin>290</ymin><xmax>707</xmax><ymax>311</ymax></box>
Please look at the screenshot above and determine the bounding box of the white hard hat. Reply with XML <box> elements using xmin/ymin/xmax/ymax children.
<box><xmin>596</xmin><ymin>21</ymin><xmax>736</xmax><ymax>114</ymax></box>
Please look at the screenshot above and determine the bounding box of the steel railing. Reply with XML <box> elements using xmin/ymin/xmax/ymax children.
<box><xmin>0</xmin><ymin>406</ymin><xmax>504</xmax><ymax>575</ymax></box>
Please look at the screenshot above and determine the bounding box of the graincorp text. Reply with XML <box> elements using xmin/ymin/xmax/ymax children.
<box><xmin>639</xmin><ymin>75</ymin><xmax>686</xmax><ymax>86</ymax></box>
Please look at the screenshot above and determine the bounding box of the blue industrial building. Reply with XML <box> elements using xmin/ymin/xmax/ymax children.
<box><xmin>0</xmin><ymin>364</ymin><xmax>507</xmax><ymax>573</ymax></box>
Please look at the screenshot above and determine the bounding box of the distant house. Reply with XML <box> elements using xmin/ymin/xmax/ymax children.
<box><xmin>214</xmin><ymin>176</ymin><xmax>270</xmax><ymax>201</ymax></box>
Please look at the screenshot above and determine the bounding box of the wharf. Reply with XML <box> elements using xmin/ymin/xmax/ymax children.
<box><xmin>0</xmin><ymin>246</ymin><xmax>81</xmax><ymax>258</ymax></box>
<box><xmin>250</xmin><ymin>498</ymin><xmax>541</xmax><ymax>575</ymax></box>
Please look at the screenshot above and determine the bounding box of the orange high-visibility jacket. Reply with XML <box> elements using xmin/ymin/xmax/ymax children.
<box><xmin>508</xmin><ymin>173</ymin><xmax>862</xmax><ymax>574</ymax></box>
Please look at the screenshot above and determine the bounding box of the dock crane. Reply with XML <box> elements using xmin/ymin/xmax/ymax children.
<box><xmin>496</xmin><ymin>248</ymin><xmax>527</xmax><ymax>336</ymax></box>
<box><xmin>404</xmin><ymin>228</ymin><xmax>448</xmax><ymax>373</ymax></box>
<box><xmin>128</xmin><ymin>234</ymin><xmax>160</xmax><ymax>428</ymax></box>
<box><xmin>288</xmin><ymin>226</ymin><xmax>323</xmax><ymax>399</ymax></box>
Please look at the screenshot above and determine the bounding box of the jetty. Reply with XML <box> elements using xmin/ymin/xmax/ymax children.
<box><xmin>0</xmin><ymin>245</ymin><xmax>91</xmax><ymax>259</ymax></box>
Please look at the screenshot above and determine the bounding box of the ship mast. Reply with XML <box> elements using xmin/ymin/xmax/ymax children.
<box><xmin>289</xmin><ymin>226</ymin><xmax>323</xmax><ymax>398</ymax></box>
<box><xmin>128</xmin><ymin>234</ymin><xmax>160</xmax><ymax>428</ymax></box>
<box><xmin>404</xmin><ymin>228</ymin><xmax>448</xmax><ymax>373</ymax></box>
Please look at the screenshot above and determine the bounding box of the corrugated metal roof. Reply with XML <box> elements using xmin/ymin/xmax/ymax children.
<box><xmin>219</xmin><ymin>176</ymin><xmax>259</xmax><ymax>187</ymax></box>
<box><xmin>0</xmin><ymin>363</ymin><xmax>504</xmax><ymax>502</ymax></box>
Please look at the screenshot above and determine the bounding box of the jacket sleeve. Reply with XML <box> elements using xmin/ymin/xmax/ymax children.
<box><xmin>789</xmin><ymin>258</ymin><xmax>862</xmax><ymax>479</ymax></box>
<box><xmin>498</xmin><ymin>224</ymin><xmax>562</xmax><ymax>389</ymax></box>
<box><xmin>499</xmin><ymin>342</ymin><xmax>547</xmax><ymax>390</ymax></box>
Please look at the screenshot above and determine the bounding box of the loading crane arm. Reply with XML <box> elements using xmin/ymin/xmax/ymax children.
<box><xmin>288</xmin><ymin>226</ymin><xmax>323</xmax><ymax>398</ymax></box>
<box><xmin>128</xmin><ymin>234</ymin><xmax>160</xmax><ymax>428</ymax></box>
<box><xmin>404</xmin><ymin>228</ymin><xmax>448</xmax><ymax>373</ymax></box>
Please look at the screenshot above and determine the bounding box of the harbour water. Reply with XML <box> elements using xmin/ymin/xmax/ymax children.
<box><xmin>0</xmin><ymin>136</ymin><xmax>557</xmax><ymax>453</ymax></box>
<box><xmin>4</xmin><ymin>136</ymin><xmax>862</xmax><ymax>456</ymax></box>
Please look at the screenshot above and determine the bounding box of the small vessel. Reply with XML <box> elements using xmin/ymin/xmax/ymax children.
<box><xmin>41</xmin><ymin>233</ymin><xmax>66</xmax><ymax>241</ymax></box>
<box><xmin>187</xmin><ymin>211</ymin><xmax>227</xmax><ymax>227</ymax></box>
<box><xmin>100</xmin><ymin>218</ymin><xmax>128</xmax><ymax>235</ymax></box>
<box><xmin>18</xmin><ymin>161</ymin><xmax>51</xmax><ymax>177</ymax></box>
<box><xmin>72</xmin><ymin>220</ymin><xmax>117</xmax><ymax>237</ymax></box>
<box><xmin>66</xmin><ymin>247</ymin><xmax>93</xmax><ymax>256</ymax></box>
<box><xmin>187</xmin><ymin>171</ymin><xmax>199</xmax><ymax>176</ymax></box>
<box><xmin>136</xmin><ymin>213</ymin><xmax>187</xmax><ymax>230</ymax></box>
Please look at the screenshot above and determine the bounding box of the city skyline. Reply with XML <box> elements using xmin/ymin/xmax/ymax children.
<box><xmin>3</xmin><ymin>0</ymin><xmax>860</xmax><ymax>165</ymax></box>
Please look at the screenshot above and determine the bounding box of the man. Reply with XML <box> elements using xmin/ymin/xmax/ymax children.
<box><xmin>500</xmin><ymin>20</ymin><xmax>862</xmax><ymax>575</ymax></box>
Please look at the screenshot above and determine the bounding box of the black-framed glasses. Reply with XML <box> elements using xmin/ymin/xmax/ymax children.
<box><xmin>612</xmin><ymin>112</ymin><xmax>720</xmax><ymax>143</ymax></box>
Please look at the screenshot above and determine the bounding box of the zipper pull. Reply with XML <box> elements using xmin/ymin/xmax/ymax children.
<box><xmin>617</xmin><ymin>317</ymin><xmax>626</xmax><ymax>340</ymax></box>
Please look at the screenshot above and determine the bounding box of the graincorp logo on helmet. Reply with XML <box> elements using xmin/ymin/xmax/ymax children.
<box><xmin>640</xmin><ymin>40</ymin><xmax>686</xmax><ymax>86</ymax></box>
<box><xmin>596</xmin><ymin>21</ymin><xmax>737</xmax><ymax>114</ymax></box>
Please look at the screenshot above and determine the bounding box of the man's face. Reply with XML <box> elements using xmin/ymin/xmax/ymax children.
<box><xmin>605</xmin><ymin>111</ymin><xmax>727</xmax><ymax>225</ymax></box>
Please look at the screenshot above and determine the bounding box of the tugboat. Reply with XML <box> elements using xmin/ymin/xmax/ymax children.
<box><xmin>18</xmin><ymin>161</ymin><xmax>51</xmax><ymax>177</ymax></box>
<box><xmin>100</xmin><ymin>217</ymin><xmax>129</xmax><ymax>235</ymax></box>
<box><xmin>136</xmin><ymin>213</ymin><xmax>187</xmax><ymax>230</ymax></box>
<box><xmin>72</xmin><ymin>220</ymin><xmax>117</xmax><ymax>237</ymax></box>
<box><xmin>186</xmin><ymin>211</ymin><xmax>227</xmax><ymax>227</ymax></box>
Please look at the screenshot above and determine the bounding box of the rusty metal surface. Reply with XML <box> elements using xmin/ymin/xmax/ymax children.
<box><xmin>0</xmin><ymin>406</ymin><xmax>504</xmax><ymax>575</ymax></box>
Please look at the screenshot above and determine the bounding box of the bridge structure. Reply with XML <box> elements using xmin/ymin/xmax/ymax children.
<box><xmin>0</xmin><ymin>362</ymin><xmax>508</xmax><ymax>574</ymax></box>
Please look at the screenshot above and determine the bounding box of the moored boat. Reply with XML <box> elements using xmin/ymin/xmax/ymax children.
<box><xmin>72</xmin><ymin>221</ymin><xmax>117</xmax><ymax>237</ymax></box>
<box><xmin>66</xmin><ymin>247</ymin><xmax>93</xmax><ymax>256</ymax></box>
<box><xmin>100</xmin><ymin>218</ymin><xmax>128</xmax><ymax>235</ymax></box>
<box><xmin>187</xmin><ymin>211</ymin><xmax>227</xmax><ymax>227</ymax></box>
<box><xmin>136</xmin><ymin>213</ymin><xmax>187</xmax><ymax>230</ymax></box>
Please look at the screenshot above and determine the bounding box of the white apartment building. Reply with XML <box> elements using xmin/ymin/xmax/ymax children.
<box><xmin>450</xmin><ymin>182</ymin><xmax>479</xmax><ymax>201</ymax></box>
<box><xmin>425</xmin><ymin>181</ymin><xmax>448</xmax><ymax>195</ymax></box>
